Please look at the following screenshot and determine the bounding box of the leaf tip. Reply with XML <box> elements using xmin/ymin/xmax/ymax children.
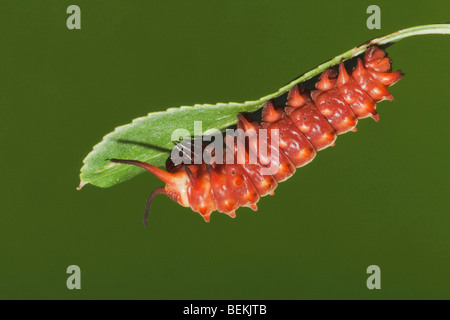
<box><xmin>77</xmin><ymin>181</ymin><xmax>87</xmax><ymax>191</ymax></box>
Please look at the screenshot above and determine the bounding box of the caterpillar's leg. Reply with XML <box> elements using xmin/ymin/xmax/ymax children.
<box><xmin>108</xmin><ymin>159</ymin><xmax>171</xmax><ymax>227</ymax></box>
<box><xmin>143</xmin><ymin>187</ymin><xmax>166</xmax><ymax>227</ymax></box>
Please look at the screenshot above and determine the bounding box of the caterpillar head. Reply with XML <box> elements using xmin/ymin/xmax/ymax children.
<box><xmin>108</xmin><ymin>159</ymin><xmax>190</xmax><ymax>226</ymax></box>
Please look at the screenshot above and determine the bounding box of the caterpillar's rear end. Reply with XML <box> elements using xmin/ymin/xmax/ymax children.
<box><xmin>110</xmin><ymin>46</ymin><xmax>404</xmax><ymax>224</ymax></box>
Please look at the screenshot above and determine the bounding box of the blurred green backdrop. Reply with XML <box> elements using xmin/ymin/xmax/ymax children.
<box><xmin>0</xmin><ymin>0</ymin><xmax>449</xmax><ymax>299</ymax></box>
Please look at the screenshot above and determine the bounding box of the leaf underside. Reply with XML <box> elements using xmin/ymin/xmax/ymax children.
<box><xmin>78</xmin><ymin>24</ymin><xmax>450</xmax><ymax>189</ymax></box>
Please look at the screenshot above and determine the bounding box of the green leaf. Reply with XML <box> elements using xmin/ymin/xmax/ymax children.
<box><xmin>79</xmin><ymin>24</ymin><xmax>450</xmax><ymax>189</ymax></box>
<box><xmin>79</xmin><ymin>102</ymin><xmax>262</xmax><ymax>188</ymax></box>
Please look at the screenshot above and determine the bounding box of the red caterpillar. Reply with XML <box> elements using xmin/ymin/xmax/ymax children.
<box><xmin>110</xmin><ymin>46</ymin><xmax>403</xmax><ymax>225</ymax></box>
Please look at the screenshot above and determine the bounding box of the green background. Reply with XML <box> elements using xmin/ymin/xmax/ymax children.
<box><xmin>1</xmin><ymin>0</ymin><xmax>449</xmax><ymax>299</ymax></box>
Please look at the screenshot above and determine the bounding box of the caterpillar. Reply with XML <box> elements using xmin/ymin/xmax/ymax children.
<box><xmin>110</xmin><ymin>46</ymin><xmax>403</xmax><ymax>225</ymax></box>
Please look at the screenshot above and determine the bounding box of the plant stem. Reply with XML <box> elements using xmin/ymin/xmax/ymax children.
<box><xmin>243</xmin><ymin>24</ymin><xmax>450</xmax><ymax>108</ymax></box>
